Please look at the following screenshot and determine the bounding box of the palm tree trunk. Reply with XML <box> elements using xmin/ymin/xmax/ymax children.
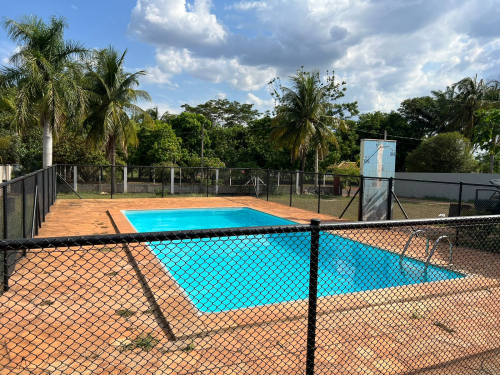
<box><xmin>300</xmin><ymin>155</ymin><xmax>306</xmax><ymax>195</ymax></box>
<box><xmin>490</xmin><ymin>153</ymin><xmax>495</xmax><ymax>173</ymax></box>
<box><xmin>314</xmin><ymin>148</ymin><xmax>319</xmax><ymax>188</ymax></box>
<box><xmin>42</xmin><ymin>115</ymin><xmax>53</xmax><ymax>168</ymax></box>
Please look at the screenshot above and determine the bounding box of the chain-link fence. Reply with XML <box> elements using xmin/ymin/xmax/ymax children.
<box><xmin>1</xmin><ymin>215</ymin><xmax>500</xmax><ymax>374</ymax></box>
<box><xmin>0</xmin><ymin>166</ymin><xmax>57</xmax><ymax>294</ymax></box>
<box><xmin>55</xmin><ymin>164</ymin><xmax>500</xmax><ymax>222</ymax></box>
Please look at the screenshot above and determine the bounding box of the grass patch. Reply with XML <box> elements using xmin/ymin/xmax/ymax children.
<box><xmin>433</xmin><ymin>321</ymin><xmax>455</xmax><ymax>334</ymax></box>
<box><xmin>116</xmin><ymin>309</ymin><xmax>136</xmax><ymax>318</ymax></box>
<box><xmin>106</xmin><ymin>271</ymin><xmax>118</xmax><ymax>277</ymax></box>
<box><xmin>410</xmin><ymin>311</ymin><xmax>426</xmax><ymax>320</ymax></box>
<box><xmin>180</xmin><ymin>341</ymin><xmax>196</xmax><ymax>352</ymax></box>
<box><xmin>142</xmin><ymin>309</ymin><xmax>155</xmax><ymax>315</ymax></box>
<box><xmin>37</xmin><ymin>300</ymin><xmax>54</xmax><ymax>307</ymax></box>
<box><xmin>119</xmin><ymin>334</ymin><xmax>159</xmax><ymax>352</ymax></box>
<box><xmin>98</xmin><ymin>247</ymin><xmax>114</xmax><ymax>252</ymax></box>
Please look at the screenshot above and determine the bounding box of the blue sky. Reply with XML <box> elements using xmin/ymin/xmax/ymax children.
<box><xmin>2</xmin><ymin>0</ymin><xmax>500</xmax><ymax>116</ymax></box>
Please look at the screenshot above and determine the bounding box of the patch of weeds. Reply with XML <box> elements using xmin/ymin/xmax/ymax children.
<box><xmin>142</xmin><ymin>309</ymin><xmax>155</xmax><ymax>315</ymax></box>
<box><xmin>37</xmin><ymin>300</ymin><xmax>54</xmax><ymax>307</ymax></box>
<box><xmin>98</xmin><ymin>247</ymin><xmax>114</xmax><ymax>252</ymax></box>
<box><xmin>433</xmin><ymin>321</ymin><xmax>455</xmax><ymax>334</ymax></box>
<box><xmin>106</xmin><ymin>271</ymin><xmax>118</xmax><ymax>277</ymax></box>
<box><xmin>410</xmin><ymin>311</ymin><xmax>425</xmax><ymax>320</ymax></box>
<box><xmin>120</xmin><ymin>334</ymin><xmax>159</xmax><ymax>352</ymax></box>
<box><xmin>115</xmin><ymin>309</ymin><xmax>136</xmax><ymax>318</ymax></box>
<box><xmin>180</xmin><ymin>341</ymin><xmax>196</xmax><ymax>353</ymax></box>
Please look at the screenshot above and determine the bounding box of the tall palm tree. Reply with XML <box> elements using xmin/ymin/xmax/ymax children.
<box><xmin>0</xmin><ymin>15</ymin><xmax>87</xmax><ymax>167</ymax></box>
<box><xmin>269</xmin><ymin>69</ymin><xmax>346</xmax><ymax>193</ymax></box>
<box><xmin>84</xmin><ymin>47</ymin><xmax>152</xmax><ymax>192</ymax></box>
<box><xmin>434</xmin><ymin>75</ymin><xmax>499</xmax><ymax>138</ymax></box>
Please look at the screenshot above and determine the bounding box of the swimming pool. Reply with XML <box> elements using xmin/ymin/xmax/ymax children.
<box><xmin>123</xmin><ymin>208</ymin><xmax>464</xmax><ymax>313</ymax></box>
<box><xmin>123</xmin><ymin>207</ymin><xmax>295</xmax><ymax>232</ymax></box>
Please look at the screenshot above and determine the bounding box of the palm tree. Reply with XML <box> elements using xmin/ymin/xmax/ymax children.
<box><xmin>269</xmin><ymin>69</ymin><xmax>346</xmax><ymax>193</ymax></box>
<box><xmin>84</xmin><ymin>47</ymin><xmax>152</xmax><ymax>193</ymax></box>
<box><xmin>0</xmin><ymin>15</ymin><xmax>87</xmax><ymax>167</ymax></box>
<box><xmin>434</xmin><ymin>75</ymin><xmax>499</xmax><ymax>138</ymax></box>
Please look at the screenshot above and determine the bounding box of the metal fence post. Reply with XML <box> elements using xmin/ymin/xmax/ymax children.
<box><xmin>123</xmin><ymin>166</ymin><xmax>128</xmax><ymax>194</ymax></box>
<box><xmin>456</xmin><ymin>181</ymin><xmax>464</xmax><ymax>246</ymax></box>
<box><xmin>73</xmin><ymin>166</ymin><xmax>77</xmax><ymax>193</ymax></box>
<box><xmin>41</xmin><ymin>169</ymin><xmax>45</xmax><ymax>220</ymax></box>
<box><xmin>215</xmin><ymin>169</ymin><xmax>219</xmax><ymax>195</ymax></box>
<box><xmin>306</xmin><ymin>218</ymin><xmax>321</xmax><ymax>375</ymax></box>
<box><xmin>3</xmin><ymin>185</ymin><xmax>8</xmax><ymax>240</ymax></box>
<box><xmin>387</xmin><ymin>177</ymin><xmax>393</xmax><ymax>220</ymax></box>
<box><xmin>161</xmin><ymin>168</ymin><xmax>165</xmax><ymax>198</ymax></box>
<box><xmin>266</xmin><ymin>170</ymin><xmax>270</xmax><ymax>201</ymax></box>
<box><xmin>458</xmin><ymin>181</ymin><xmax>463</xmax><ymax>217</ymax></box>
<box><xmin>171</xmin><ymin>167</ymin><xmax>175</xmax><ymax>195</ymax></box>
<box><xmin>111</xmin><ymin>165</ymin><xmax>115</xmax><ymax>199</ymax></box>
<box><xmin>206</xmin><ymin>167</ymin><xmax>209</xmax><ymax>197</ymax></box>
<box><xmin>317</xmin><ymin>173</ymin><xmax>321</xmax><ymax>214</ymax></box>
<box><xmin>358</xmin><ymin>175</ymin><xmax>364</xmax><ymax>221</ymax></box>
<box><xmin>22</xmin><ymin>178</ymin><xmax>27</xmax><ymax>239</ymax></box>
<box><xmin>289</xmin><ymin>171</ymin><xmax>293</xmax><ymax>207</ymax></box>
<box><xmin>3</xmin><ymin>184</ymin><xmax>8</xmax><ymax>291</ymax></box>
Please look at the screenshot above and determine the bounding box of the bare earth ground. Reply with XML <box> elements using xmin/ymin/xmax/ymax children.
<box><xmin>1</xmin><ymin>197</ymin><xmax>500</xmax><ymax>374</ymax></box>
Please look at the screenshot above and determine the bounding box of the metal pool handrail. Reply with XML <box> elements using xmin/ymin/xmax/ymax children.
<box><xmin>400</xmin><ymin>229</ymin><xmax>429</xmax><ymax>263</ymax></box>
<box><xmin>425</xmin><ymin>236</ymin><xmax>453</xmax><ymax>270</ymax></box>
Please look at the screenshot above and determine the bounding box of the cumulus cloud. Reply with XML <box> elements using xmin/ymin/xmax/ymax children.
<box><xmin>154</xmin><ymin>47</ymin><xmax>277</xmax><ymax>90</ymax></box>
<box><xmin>246</xmin><ymin>93</ymin><xmax>274</xmax><ymax>112</ymax></box>
<box><xmin>128</xmin><ymin>0</ymin><xmax>500</xmax><ymax>111</ymax></box>
<box><xmin>129</xmin><ymin>0</ymin><xmax>226</xmax><ymax>48</ymax></box>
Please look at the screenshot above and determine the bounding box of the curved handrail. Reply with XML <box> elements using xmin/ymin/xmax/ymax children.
<box><xmin>425</xmin><ymin>236</ymin><xmax>453</xmax><ymax>270</ymax></box>
<box><xmin>400</xmin><ymin>230</ymin><xmax>429</xmax><ymax>262</ymax></box>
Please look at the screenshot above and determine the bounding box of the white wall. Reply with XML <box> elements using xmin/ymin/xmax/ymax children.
<box><xmin>394</xmin><ymin>172</ymin><xmax>500</xmax><ymax>201</ymax></box>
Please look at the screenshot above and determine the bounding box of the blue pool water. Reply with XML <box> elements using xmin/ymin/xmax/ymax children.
<box><xmin>123</xmin><ymin>209</ymin><xmax>464</xmax><ymax>313</ymax></box>
<box><xmin>123</xmin><ymin>207</ymin><xmax>295</xmax><ymax>231</ymax></box>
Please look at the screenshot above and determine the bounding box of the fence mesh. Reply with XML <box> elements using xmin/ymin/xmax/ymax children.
<box><xmin>1</xmin><ymin>216</ymin><xmax>500</xmax><ymax>374</ymax></box>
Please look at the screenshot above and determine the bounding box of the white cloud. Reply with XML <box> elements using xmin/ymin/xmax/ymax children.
<box><xmin>140</xmin><ymin>65</ymin><xmax>175</xmax><ymax>86</ymax></box>
<box><xmin>153</xmin><ymin>47</ymin><xmax>277</xmax><ymax>90</ymax></box>
<box><xmin>0</xmin><ymin>43</ymin><xmax>19</xmax><ymax>66</ymax></box>
<box><xmin>129</xmin><ymin>0</ymin><xmax>226</xmax><ymax>48</ymax></box>
<box><xmin>71</xmin><ymin>4</ymin><xmax>78</xmax><ymax>10</ymax></box>
<box><xmin>226</xmin><ymin>1</ymin><xmax>269</xmax><ymax>11</ymax></box>
<box><xmin>216</xmin><ymin>92</ymin><xmax>226</xmax><ymax>99</ymax></box>
<box><xmin>129</xmin><ymin>0</ymin><xmax>500</xmax><ymax>111</ymax></box>
<box><xmin>246</xmin><ymin>93</ymin><xmax>274</xmax><ymax>112</ymax></box>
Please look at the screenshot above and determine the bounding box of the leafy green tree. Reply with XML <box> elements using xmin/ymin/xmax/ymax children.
<box><xmin>130</xmin><ymin>121</ymin><xmax>182</xmax><ymax>166</ymax></box>
<box><xmin>474</xmin><ymin>109</ymin><xmax>500</xmax><ymax>173</ymax></box>
<box><xmin>269</xmin><ymin>68</ymin><xmax>349</xmax><ymax>193</ymax></box>
<box><xmin>53</xmin><ymin>131</ymin><xmax>107</xmax><ymax>165</ymax></box>
<box><xmin>84</xmin><ymin>47</ymin><xmax>152</xmax><ymax>171</ymax></box>
<box><xmin>0</xmin><ymin>15</ymin><xmax>88</xmax><ymax>167</ymax></box>
<box><xmin>181</xmin><ymin>99</ymin><xmax>259</xmax><ymax>127</ymax></box>
<box><xmin>170</xmin><ymin>112</ymin><xmax>211</xmax><ymax>160</ymax></box>
<box><xmin>405</xmin><ymin>132</ymin><xmax>477</xmax><ymax>173</ymax></box>
<box><xmin>398</xmin><ymin>96</ymin><xmax>442</xmax><ymax>136</ymax></box>
<box><xmin>355</xmin><ymin>111</ymin><xmax>423</xmax><ymax>172</ymax></box>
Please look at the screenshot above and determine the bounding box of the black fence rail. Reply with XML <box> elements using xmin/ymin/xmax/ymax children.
<box><xmin>1</xmin><ymin>215</ymin><xmax>500</xmax><ymax>374</ymax></box>
<box><xmin>55</xmin><ymin>164</ymin><xmax>500</xmax><ymax>223</ymax></box>
<box><xmin>0</xmin><ymin>166</ymin><xmax>57</xmax><ymax>294</ymax></box>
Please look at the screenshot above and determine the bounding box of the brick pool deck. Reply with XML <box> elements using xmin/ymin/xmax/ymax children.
<box><xmin>1</xmin><ymin>197</ymin><xmax>500</xmax><ymax>374</ymax></box>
